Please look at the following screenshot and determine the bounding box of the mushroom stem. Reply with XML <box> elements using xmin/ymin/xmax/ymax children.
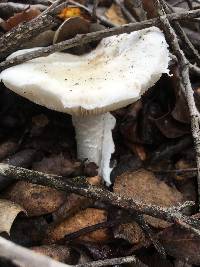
<box><xmin>72</xmin><ymin>112</ymin><xmax>116</xmax><ymax>184</ymax></box>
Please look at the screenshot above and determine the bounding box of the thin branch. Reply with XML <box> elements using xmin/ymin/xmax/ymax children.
<box><xmin>155</xmin><ymin>0</ymin><xmax>200</xmax><ymax>210</ymax></box>
<box><xmin>76</xmin><ymin>255</ymin><xmax>146</xmax><ymax>267</ymax></box>
<box><xmin>0</xmin><ymin>163</ymin><xmax>199</xmax><ymax>235</ymax></box>
<box><xmin>135</xmin><ymin>214</ymin><xmax>166</xmax><ymax>257</ymax></box>
<box><xmin>64</xmin><ymin>220</ymin><xmax>121</xmax><ymax>242</ymax></box>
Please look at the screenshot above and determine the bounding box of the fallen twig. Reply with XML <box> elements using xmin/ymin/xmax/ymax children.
<box><xmin>76</xmin><ymin>255</ymin><xmax>146</xmax><ymax>267</ymax></box>
<box><xmin>0</xmin><ymin>163</ymin><xmax>199</xmax><ymax>235</ymax></box>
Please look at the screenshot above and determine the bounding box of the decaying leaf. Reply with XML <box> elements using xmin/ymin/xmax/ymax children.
<box><xmin>114</xmin><ymin>221</ymin><xmax>146</xmax><ymax>245</ymax></box>
<box><xmin>53</xmin><ymin>176</ymin><xmax>101</xmax><ymax>222</ymax></box>
<box><xmin>0</xmin><ymin>199</ymin><xmax>25</xmax><ymax>234</ymax></box>
<box><xmin>171</xmin><ymin>91</ymin><xmax>190</xmax><ymax>123</ymax></box>
<box><xmin>22</xmin><ymin>30</ymin><xmax>55</xmax><ymax>49</ymax></box>
<box><xmin>114</xmin><ymin>169</ymin><xmax>184</xmax><ymax>228</ymax></box>
<box><xmin>45</xmin><ymin>208</ymin><xmax>109</xmax><ymax>244</ymax></box>
<box><xmin>58</xmin><ymin>6</ymin><xmax>90</xmax><ymax>20</ymax></box>
<box><xmin>54</xmin><ymin>17</ymin><xmax>90</xmax><ymax>44</ymax></box>
<box><xmin>0</xmin><ymin>140</ymin><xmax>18</xmax><ymax>161</ymax></box>
<box><xmin>32</xmin><ymin>245</ymin><xmax>77</xmax><ymax>264</ymax></box>
<box><xmin>105</xmin><ymin>4</ymin><xmax>127</xmax><ymax>25</ymax></box>
<box><xmin>158</xmin><ymin>225</ymin><xmax>200</xmax><ymax>265</ymax></box>
<box><xmin>32</xmin><ymin>153</ymin><xmax>82</xmax><ymax>177</ymax></box>
<box><xmin>10</xmin><ymin>216</ymin><xmax>47</xmax><ymax>247</ymax></box>
<box><xmin>153</xmin><ymin>113</ymin><xmax>190</xmax><ymax>138</ymax></box>
<box><xmin>53</xmin><ymin>17</ymin><xmax>105</xmax><ymax>55</ymax></box>
<box><xmin>4</xmin><ymin>181</ymin><xmax>67</xmax><ymax>216</ymax></box>
<box><xmin>2</xmin><ymin>8</ymin><xmax>41</xmax><ymax>31</ymax></box>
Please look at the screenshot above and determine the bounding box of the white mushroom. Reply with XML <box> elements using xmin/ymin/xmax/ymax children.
<box><xmin>0</xmin><ymin>26</ymin><xmax>170</xmax><ymax>184</ymax></box>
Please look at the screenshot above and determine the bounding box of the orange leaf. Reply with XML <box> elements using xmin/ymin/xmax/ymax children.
<box><xmin>58</xmin><ymin>7</ymin><xmax>90</xmax><ymax>20</ymax></box>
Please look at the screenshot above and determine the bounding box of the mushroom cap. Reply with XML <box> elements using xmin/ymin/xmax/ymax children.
<box><xmin>0</xmin><ymin>27</ymin><xmax>169</xmax><ymax>116</ymax></box>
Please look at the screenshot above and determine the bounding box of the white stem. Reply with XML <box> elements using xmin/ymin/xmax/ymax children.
<box><xmin>72</xmin><ymin>112</ymin><xmax>116</xmax><ymax>184</ymax></box>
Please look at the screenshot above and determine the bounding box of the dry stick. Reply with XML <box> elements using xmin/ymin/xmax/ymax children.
<box><xmin>76</xmin><ymin>256</ymin><xmax>146</xmax><ymax>267</ymax></box>
<box><xmin>155</xmin><ymin>0</ymin><xmax>200</xmax><ymax>210</ymax></box>
<box><xmin>1</xmin><ymin>8</ymin><xmax>200</xmax><ymax>71</ymax></box>
<box><xmin>0</xmin><ymin>163</ymin><xmax>199</xmax><ymax>235</ymax></box>
<box><xmin>64</xmin><ymin>220</ymin><xmax>120</xmax><ymax>242</ymax></box>
<box><xmin>134</xmin><ymin>213</ymin><xmax>166</xmax><ymax>257</ymax></box>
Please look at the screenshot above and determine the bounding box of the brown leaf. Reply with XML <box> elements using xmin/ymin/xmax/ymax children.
<box><xmin>142</xmin><ymin>0</ymin><xmax>157</xmax><ymax>18</ymax></box>
<box><xmin>153</xmin><ymin>113</ymin><xmax>190</xmax><ymax>138</ymax></box>
<box><xmin>54</xmin><ymin>17</ymin><xmax>90</xmax><ymax>44</ymax></box>
<box><xmin>10</xmin><ymin>216</ymin><xmax>47</xmax><ymax>247</ymax></box>
<box><xmin>45</xmin><ymin>208</ymin><xmax>109</xmax><ymax>244</ymax></box>
<box><xmin>4</xmin><ymin>181</ymin><xmax>67</xmax><ymax>216</ymax></box>
<box><xmin>53</xmin><ymin>176</ymin><xmax>101</xmax><ymax>222</ymax></box>
<box><xmin>114</xmin><ymin>222</ymin><xmax>146</xmax><ymax>245</ymax></box>
<box><xmin>3</xmin><ymin>8</ymin><xmax>41</xmax><ymax>31</ymax></box>
<box><xmin>114</xmin><ymin>169</ymin><xmax>184</xmax><ymax>228</ymax></box>
<box><xmin>158</xmin><ymin>225</ymin><xmax>200</xmax><ymax>265</ymax></box>
<box><xmin>171</xmin><ymin>91</ymin><xmax>190</xmax><ymax>123</ymax></box>
<box><xmin>32</xmin><ymin>153</ymin><xmax>82</xmax><ymax>177</ymax></box>
<box><xmin>22</xmin><ymin>30</ymin><xmax>55</xmax><ymax>49</ymax></box>
<box><xmin>32</xmin><ymin>245</ymin><xmax>77</xmax><ymax>264</ymax></box>
<box><xmin>0</xmin><ymin>140</ymin><xmax>18</xmax><ymax>161</ymax></box>
<box><xmin>105</xmin><ymin>4</ymin><xmax>128</xmax><ymax>25</ymax></box>
<box><xmin>0</xmin><ymin>199</ymin><xmax>25</xmax><ymax>234</ymax></box>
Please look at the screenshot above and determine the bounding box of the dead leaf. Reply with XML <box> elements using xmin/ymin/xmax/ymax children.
<box><xmin>0</xmin><ymin>140</ymin><xmax>18</xmax><ymax>161</ymax></box>
<box><xmin>53</xmin><ymin>176</ymin><xmax>101</xmax><ymax>223</ymax></box>
<box><xmin>172</xmin><ymin>91</ymin><xmax>190</xmax><ymax>123</ymax></box>
<box><xmin>22</xmin><ymin>30</ymin><xmax>54</xmax><ymax>49</ymax></box>
<box><xmin>158</xmin><ymin>225</ymin><xmax>200</xmax><ymax>265</ymax></box>
<box><xmin>114</xmin><ymin>169</ymin><xmax>184</xmax><ymax>228</ymax></box>
<box><xmin>53</xmin><ymin>17</ymin><xmax>105</xmax><ymax>55</ymax></box>
<box><xmin>32</xmin><ymin>245</ymin><xmax>77</xmax><ymax>264</ymax></box>
<box><xmin>54</xmin><ymin>17</ymin><xmax>90</xmax><ymax>44</ymax></box>
<box><xmin>32</xmin><ymin>153</ymin><xmax>82</xmax><ymax>177</ymax></box>
<box><xmin>53</xmin><ymin>17</ymin><xmax>91</xmax><ymax>54</ymax></box>
<box><xmin>3</xmin><ymin>8</ymin><xmax>41</xmax><ymax>31</ymax></box>
<box><xmin>153</xmin><ymin>113</ymin><xmax>190</xmax><ymax>138</ymax></box>
<box><xmin>58</xmin><ymin>7</ymin><xmax>90</xmax><ymax>20</ymax></box>
<box><xmin>10</xmin><ymin>216</ymin><xmax>47</xmax><ymax>247</ymax></box>
<box><xmin>105</xmin><ymin>4</ymin><xmax>128</xmax><ymax>25</ymax></box>
<box><xmin>4</xmin><ymin>181</ymin><xmax>67</xmax><ymax>216</ymax></box>
<box><xmin>0</xmin><ymin>199</ymin><xmax>25</xmax><ymax>234</ymax></box>
<box><xmin>45</xmin><ymin>208</ymin><xmax>109</xmax><ymax>244</ymax></box>
<box><xmin>114</xmin><ymin>222</ymin><xmax>146</xmax><ymax>245</ymax></box>
<box><xmin>141</xmin><ymin>0</ymin><xmax>157</xmax><ymax>18</ymax></box>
